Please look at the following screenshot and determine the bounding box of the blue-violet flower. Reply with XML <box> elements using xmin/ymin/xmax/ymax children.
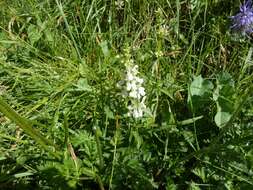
<box><xmin>231</xmin><ymin>0</ymin><xmax>253</xmax><ymax>35</ymax></box>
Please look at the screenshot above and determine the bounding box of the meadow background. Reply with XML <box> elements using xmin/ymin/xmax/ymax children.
<box><xmin>0</xmin><ymin>0</ymin><xmax>253</xmax><ymax>189</ymax></box>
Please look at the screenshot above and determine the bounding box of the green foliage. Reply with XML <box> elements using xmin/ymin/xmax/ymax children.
<box><xmin>0</xmin><ymin>0</ymin><xmax>253</xmax><ymax>189</ymax></box>
<box><xmin>188</xmin><ymin>75</ymin><xmax>214</xmax><ymax>111</ymax></box>
<box><xmin>213</xmin><ymin>72</ymin><xmax>235</xmax><ymax>128</ymax></box>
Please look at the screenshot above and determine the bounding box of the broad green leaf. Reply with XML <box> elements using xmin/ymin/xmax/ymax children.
<box><xmin>213</xmin><ymin>72</ymin><xmax>235</xmax><ymax>128</ymax></box>
<box><xmin>188</xmin><ymin>75</ymin><xmax>213</xmax><ymax>111</ymax></box>
<box><xmin>190</xmin><ymin>75</ymin><xmax>213</xmax><ymax>97</ymax></box>
<box><xmin>213</xmin><ymin>72</ymin><xmax>235</xmax><ymax>101</ymax></box>
<box><xmin>214</xmin><ymin>111</ymin><xmax>232</xmax><ymax>128</ymax></box>
<box><xmin>100</xmin><ymin>40</ymin><xmax>110</xmax><ymax>57</ymax></box>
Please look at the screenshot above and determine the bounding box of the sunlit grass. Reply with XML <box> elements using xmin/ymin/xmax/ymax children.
<box><xmin>0</xmin><ymin>0</ymin><xmax>253</xmax><ymax>189</ymax></box>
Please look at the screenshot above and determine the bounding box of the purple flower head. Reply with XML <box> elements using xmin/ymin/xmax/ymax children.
<box><xmin>231</xmin><ymin>0</ymin><xmax>253</xmax><ymax>35</ymax></box>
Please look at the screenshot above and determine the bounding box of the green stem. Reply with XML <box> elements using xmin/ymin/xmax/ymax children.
<box><xmin>56</xmin><ymin>0</ymin><xmax>82</xmax><ymax>63</ymax></box>
<box><xmin>96</xmin><ymin>175</ymin><xmax>105</xmax><ymax>190</ymax></box>
<box><xmin>109</xmin><ymin>116</ymin><xmax>120</xmax><ymax>190</ymax></box>
<box><xmin>94</xmin><ymin>127</ymin><xmax>104</xmax><ymax>170</ymax></box>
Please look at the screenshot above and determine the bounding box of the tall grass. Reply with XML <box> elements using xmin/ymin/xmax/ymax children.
<box><xmin>0</xmin><ymin>0</ymin><xmax>253</xmax><ymax>189</ymax></box>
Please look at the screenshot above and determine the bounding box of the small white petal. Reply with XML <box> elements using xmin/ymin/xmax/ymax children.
<box><xmin>133</xmin><ymin>109</ymin><xmax>142</xmax><ymax>118</ymax></box>
<box><xmin>127</xmin><ymin>105</ymin><xmax>133</xmax><ymax>110</ymax></box>
<box><xmin>126</xmin><ymin>82</ymin><xmax>132</xmax><ymax>91</ymax></box>
<box><xmin>129</xmin><ymin>91</ymin><xmax>138</xmax><ymax>98</ymax></box>
<box><xmin>140</xmin><ymin>102</ymin><xmax>146</xmax><ymax>109</ymax></box>
<box><xmin>131</xmin><ymin>82</ymin><xmax>137</xmax><ymax>90</ymax></box>
<box><xmin>132</xmin><ymin>65</ymin><xmax>139</xmax><ymax>74</ymax></box>
<box><xmin>126</xmin><ymin>72</ymin><xmax>134</xmax><ymax>81</ymax></box>
<box><xmin>138</xmin><ymin>87</ymin><xmax>145</xmax><ymax>96</ymax></box>
<box><xmin>136</xmin><ymin>77</ymin><xmax>144</xmax><ymax>84</ymax></box>
<box><xmin>141</xmin><ymin>97</ymin><xmax>146</xmax><ymax>106</ymax></box>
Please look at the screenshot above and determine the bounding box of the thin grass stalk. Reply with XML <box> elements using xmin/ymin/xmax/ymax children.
<box><xmin>94</xmin><ymin>126</ymin><xmax>104</xmax><ymax>170</ymax></box>
<box><xmin>55</xmin><ymin>0</ymin><xmax>82</xmax><ymax>63</ymax></box>
<box><xmin>109</xmin><ymin>115</ymin><xmax>120</xmax><ymax>190</ymax></box>
<box><xmin>0</xmin><ymin>96</ymin><xmax>60</xmax><ymax>159</ymax></box>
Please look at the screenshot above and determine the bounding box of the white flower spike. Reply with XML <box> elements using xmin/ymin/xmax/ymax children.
<box><xmin>119</xmin><ymin>50</ymin><xmax>147</xmax><ymax>119</ymax></box>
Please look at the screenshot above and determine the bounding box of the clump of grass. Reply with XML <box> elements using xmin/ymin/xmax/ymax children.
<box><xmin>0</xmin><ymin>0</ymin><xmax>253</xmax><ymax>189</ymax></box>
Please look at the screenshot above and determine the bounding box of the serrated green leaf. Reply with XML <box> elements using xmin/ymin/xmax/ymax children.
<box><xmin>74</xmin><ymin>78</ymin><xmax>92</xmax><ymax>92</ymax></box>
<box><xmin>28</xmin><ymin>24</ymin><xmax>42</xmax><ymax>45</ymax></box>
<box><xmin>81</xmin><ymin>167</ymin><xmax>96</xmax><ymax>178</ymax></box>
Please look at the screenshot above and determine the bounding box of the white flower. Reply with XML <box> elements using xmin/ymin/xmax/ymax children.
<box><xmin>130</xmin><ymin>99</ymin><xmax>147</xmax><ymax>118</ymax></box>
<box><xmin>135</xmin><ymin>77</ymin><xmax>144</xmax><ymax>84</ymax></box>
<box><xmin>119</xmin><ymin>49</ymin><xmax>147</xmax><ymax>119</ymax></box>
<box><xmin>133</xmin><ymin>108</ymin><xmax>142</xmax><ymax>118</ymax></box>
<box><xmin>125</xmin><ymin>59</ymin><xmax>134</xmax><ymax>65</ymax></box>
<box><xmin>157</xmin><ymin>25</ymin><xmax>169</xmax><ymax>37</ymax></box>
<box><xmin>126</xmin><ymin>81</ymin><xmax>137</xmax><ymax>91</ymax></box>
<box><xmin>138</xmin><ymin>87</ymin><xmax>145</xmax><ymax>97</ymax></box>
<box><xmin>131</xmin><ymin>65</ymin><xmax>139</xmax><ymax>75</ymax></box>
<box><xmin>126</xmin><ymin>72</ymin><xmax>134</xmax><ymax>81</ymax></box>
<box><xmin>129</xmin><ymin>90</ymin><xmax>138</xmax><ymax>99</ymax></box>
<box><xmin>155</xmin><ymin>50</ymin><xmax>164</xmax><ymax>58</ymax></box>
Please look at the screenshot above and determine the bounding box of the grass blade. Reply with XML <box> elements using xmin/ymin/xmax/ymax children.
<box><xmin>0</xmin><ymin>96</ymin><xmax>60</xmax><ymax>158</ymax></box>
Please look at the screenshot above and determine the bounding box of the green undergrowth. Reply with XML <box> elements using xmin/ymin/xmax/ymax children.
<box><xmin>0</xmin><ymin>0</ymin><xmax>253</xmax><ymax>189</ymax></box>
